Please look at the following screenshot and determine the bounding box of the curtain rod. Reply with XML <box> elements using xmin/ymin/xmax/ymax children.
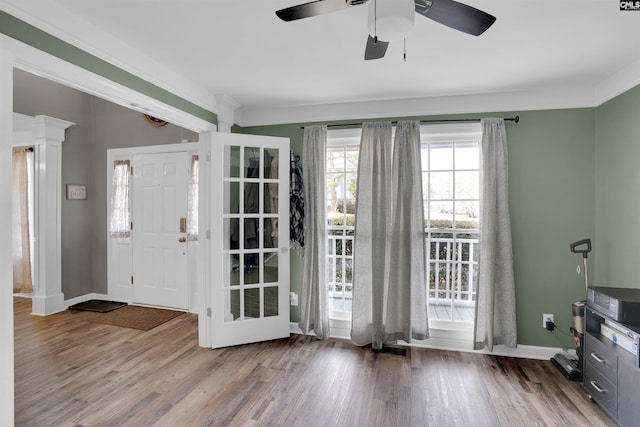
<box><xmin>301</xmin><ymin>115</ymin><xmax>520</xmax><ymax>129</ymax></box>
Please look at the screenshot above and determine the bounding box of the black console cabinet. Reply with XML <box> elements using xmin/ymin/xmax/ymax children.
<box><xmin>584</xmin><ymin>307</ymin><xmax>640</xmax><ymax>426</ymax></box>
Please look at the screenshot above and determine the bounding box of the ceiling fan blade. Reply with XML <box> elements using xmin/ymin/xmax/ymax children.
<box><xmin>364</xmin><ymin>35</ymin><xmax>389</xmax><ymax>60</ymax></box>
<box><xmin>276</xmin><ymin>0</ymin><xmax>353</xmax><ymax>21</ymax></box>
<box><xmin>415</xmin><ymin>0</ymin><xmax>496</xmax><ymax>36</ymax></box>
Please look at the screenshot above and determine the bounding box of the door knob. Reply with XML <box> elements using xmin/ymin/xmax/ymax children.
<box><xmin>178</xmin><ymin>237</ymin><xmax>187</xmax><ymax>243</ymax></box>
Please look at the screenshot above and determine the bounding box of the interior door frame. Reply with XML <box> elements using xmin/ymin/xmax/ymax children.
<box><xmin>107</xmin><ymin>143</ymin><xmax>200</xmax><ymax>311</ymax></box>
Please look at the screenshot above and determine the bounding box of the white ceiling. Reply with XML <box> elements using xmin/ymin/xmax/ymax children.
<box><xmin>3</xmin><ymin>0</ymin><xmax>640</xmax><ymax>126</ymax></box>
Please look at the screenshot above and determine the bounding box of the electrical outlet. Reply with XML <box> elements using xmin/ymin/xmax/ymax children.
<box><xmin>543</xmin><ymin>313</ymin><xmax>554</xmax><ymax>328</ymax></box>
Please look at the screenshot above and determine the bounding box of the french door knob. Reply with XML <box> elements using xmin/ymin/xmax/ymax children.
<box><xmin>178</xmin><ymin>237</ymin><xmax>187</xmax><ymax>243</ymax></box>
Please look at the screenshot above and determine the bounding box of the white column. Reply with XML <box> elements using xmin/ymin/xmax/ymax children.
<box><xmin>0</xmin><ymin>45</ymin><xmax>15</xmax><ymax>427</ymax></box>
<box><xmin>30</xmin><ymin>115</ymin><xmax>74</xmax><ymax>316</ymax></box>
<box><xmin>215</xmin><ymin>94</ymin><xmax>240</xmax><ymax>133</ymax></box>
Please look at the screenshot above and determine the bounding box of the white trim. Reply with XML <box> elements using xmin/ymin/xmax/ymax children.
<box><xmin>197</xmin><ymin>132</ymin><xmax>214</xmax><ymax>349</ymax></box>
<box><xmin>595</xmin><ymin>58</ymin><xmax>640</xmax><ymax>107</ymax></box>
<box><xmin>1</xmin><ymin>2</ymin><xmax>218</xmax><ymax>119</ymax></box>
<box><xmin>238</xmin><ymin>86</ymin><xmax>594</xmax><ymax>127</ymax></box>
<box><xmin>0</xmin><ymin>45</ymin><xmax>15</xmax><ymax>427</ymax></box>
<box><xmin>2</xmin><ymin>34</ymin><xmax>216</xmax><ymax>133</ymax></box>
<box><xmin>238</xmin><ymin>76</ymin><xmax>639</xmax><ymax>127</ymax></box>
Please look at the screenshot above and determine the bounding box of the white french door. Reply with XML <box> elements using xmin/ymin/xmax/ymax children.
<box><xmin>131</xmin><ymin>151</ymin><xmax>189</xmax><ymax>309</ymax></box>
<box><xmin>209</xmin><ymin>133</ymin><xmax>290</xmax><ymax>348</ymax></box>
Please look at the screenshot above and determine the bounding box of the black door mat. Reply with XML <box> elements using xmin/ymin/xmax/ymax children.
<box><xmin>68</xmin><ymin>300</ymin><xmax>127</xmax><ymax>313</ymax></box>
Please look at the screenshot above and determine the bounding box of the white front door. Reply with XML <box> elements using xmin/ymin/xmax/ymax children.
<box><xmin>132</xmin><ymin>151</ymin><xmax>189</xmax><ymax>309</ymax></box>
<box><xmin>209</xmin><ymin>133</ymin><xmax>290</xmax><ymax>348</ymax></box>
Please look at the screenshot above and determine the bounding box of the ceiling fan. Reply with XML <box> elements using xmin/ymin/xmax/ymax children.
<box><xmin>276</xmin><ymin>0</ymin><xmax>496</xmax><ymax>60</ymax></box>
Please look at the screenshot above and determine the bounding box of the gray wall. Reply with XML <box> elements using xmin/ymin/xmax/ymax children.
<box><xmin>13</xmin><ymin>69</ymin><xmax>197</xmax><ymax>299</ymax></box>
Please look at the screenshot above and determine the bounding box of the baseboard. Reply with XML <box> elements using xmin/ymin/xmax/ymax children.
<box><xmin>289</xmin><ymin>322</ymin><xmax>574</xmax><ymax>360</ymax></box>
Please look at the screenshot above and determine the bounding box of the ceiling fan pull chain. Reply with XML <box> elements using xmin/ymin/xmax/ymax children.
<box><xmin>403</xmin><ymin>38</ymin><xmax>407</xmax><ymax>62</ymax></box>
<box><xmin>374</xmin><ymin>0</ymin><xmax>377</xmax><ymax>38</ymax></box>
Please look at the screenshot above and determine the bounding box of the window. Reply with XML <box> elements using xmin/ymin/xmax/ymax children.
<box><xmin>422</xmin><ymin>124</ymin><xmax>481</xmax><ymax>323</ymax></box>
<box><xmin>326</xmin><ymin>129</ymin><xmax>360</xmax><ymax>317</ymax></box>
<box><xmin>187</xmin><ymin>155</ymin><xmax>199</xmax><ymax>241</ymax></box>
<box><xmin>109</xmin><ymin>160</ymin><xmax>131</xmax><ymax>238</ymax></box>
<box><xmin>326</xmin><ymin>124</ymin><xmax>481</xmax><ymax>323</ymax></box>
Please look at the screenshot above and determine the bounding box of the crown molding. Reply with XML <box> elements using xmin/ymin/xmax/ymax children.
<box><xmin>595</xmin><ymin>58</ymin><xmax>640</xmax><ymax>107</ymax></box>
<box><xmin>238</xmin><ymin>64</ymin><xmax>640</xmax><ymax>127</ymax></box>
<box><xmin>237</xmin><ymin>84</ymin><xmax>599</xmax><ymax>127</ymax></box>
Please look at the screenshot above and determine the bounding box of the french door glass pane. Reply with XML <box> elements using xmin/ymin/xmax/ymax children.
<box><xmin>244</xmin><ymin>287</ymin><xmax>260</xmax><ymax>318</ymax></box>
<box><xmin>264</xmin><ymin>253</ymin><xmax>278</xmax><ymax>283</ymax></box>
<box><xmin>264</xmin><ymin>286</ymin><xmax>278</xmax><ymax>317</ymax></box>
<box><xmin>244</xmin><ymin>147</ymin><xmax>260</xmax><ymax>178</ymax></box>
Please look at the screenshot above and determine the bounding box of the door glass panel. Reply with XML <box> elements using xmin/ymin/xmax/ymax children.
<box><xmin>244</xmin><ymin>253</ymin><xmax>260</xmax><ymax>284</ymax></box>
<box><xmin>227</xmin><ymin>289</ymin><xmax>240</xmax><ymax>322</ymax></box>
<box><xmin>264</xmin><ymin>286</ymin><xmax>278</xmax><ymax>317</ymax></box>
<box><xmin>225</xmin><ymin>145</ymin><xmax>240</xmax><ymax>178</ymax></box>
<box><xmin>224</xmin><ymin>182</ymin><xmax>239</xmax><ymax>214</ymax></box>
<box><xmin>264</xmin><ymin>220</ymin><xmax>277</xmax><ymax>249</ymax></box>
<box><xmin>262</xmin><ymin>184</ymin><xmax>278</xmax><ymax>213</ymax></box>
<box><xmin>243</xmin><ymin>218</ymin><xmax>259</xmax><ymax>249</ymax></box>
<box><xmin>244</xmin><ymin>287</ymin><xmax>260</xmax><ymax>319</ymax></box>
<box><xmin>244</xmin><ymin>183</ymin><xmax>260</xmax><ymax>214</ymax></box>
<box><xmin>245</xmin><ymin>147</ymin><xmax>260</xmax><ymax>178</ymax></box>
<box><xmin>264</xmin><ymin>148</ymin><xmax>278</xmax><ymax>179</ymax></box>
<box><xmin>264</xmin><ymin>253</ymin><xmax>278</xmax><ymax>284</ymax></box>
<box><xmin>225</xmin><ymin>218</ymin><xmax>239</xmax><ymax>250</ymax></box>
<box><xmin>265</xmin><ymin>183</ymin><xmax>278</xmax><ymax>214</ymax></box>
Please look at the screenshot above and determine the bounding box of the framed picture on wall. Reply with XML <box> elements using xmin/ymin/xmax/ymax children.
<box><xmin>66</xmin><ymin>184</ymin><xmax>87</xmax><ymax>200</ymax></box>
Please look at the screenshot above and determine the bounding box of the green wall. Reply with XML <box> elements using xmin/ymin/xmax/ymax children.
<box><xmin>242</xmin><ymin>109</ymin><xmax>598</xmax><ymax>348</ymax></box>
<box><xmin>594</xmin><ymin>84</ymin><xmax>640</xmax><ymax>287</ymax></box>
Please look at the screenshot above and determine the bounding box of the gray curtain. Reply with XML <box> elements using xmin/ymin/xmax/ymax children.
<box><xmin>299</xmin><ymin>125</ymin><xmax>330</xmax><ymax>339</ymax></box>
<box><xmin>474</xmin><ymin>118</ymin><xmax>517</xmax><ymax>351</ymax></box>
<box><xmin>351</xmin><ymin>121</ymin><xmax>428</xmax><ymax>350</ymax></box>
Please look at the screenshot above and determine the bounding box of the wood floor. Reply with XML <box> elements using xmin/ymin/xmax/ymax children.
<box><xmin>14</xmin><ymin>298</ymin><xmax>613</xmax><ymax>427</ymax></box>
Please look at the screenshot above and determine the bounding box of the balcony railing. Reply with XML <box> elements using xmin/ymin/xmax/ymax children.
<box><xmin>328</xmin><ymin>232</ymin><xmax>478</xmax><ymax>322</ymax></box>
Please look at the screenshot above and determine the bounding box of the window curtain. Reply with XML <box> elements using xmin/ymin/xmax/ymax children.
<box><xmin>474</xmin><ymin>118</ymin><xmax>517</xmax><ymax>351</ymax></box>
<box><xmin>299</xmin><ymin>125</ymin><xmax>330</xmax><ymax>339</ymax></box>
<box><xmin>351</xmin><ymin>121</ymin><xmax>428</xmax><ymax>350</ymax></box>
<box><xmin>12</xmin><ymin>148</ymin><xmax>33</xmax><ymax>294</ymax></box>
<box><xmin>187</xmin><ymin>155</ymin><xmax>199</xmax><ymax>241</ymax></box>
<box><xmin>109</xmin><ymin>160</ymin><xmax>131</xmax><ymax>238</ymax></box>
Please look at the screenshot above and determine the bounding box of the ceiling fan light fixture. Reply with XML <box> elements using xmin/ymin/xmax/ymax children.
<box><xmin>367</xmin><ymin>0</ymin><xmax>415</xmax><ymax>41</ymax></box>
